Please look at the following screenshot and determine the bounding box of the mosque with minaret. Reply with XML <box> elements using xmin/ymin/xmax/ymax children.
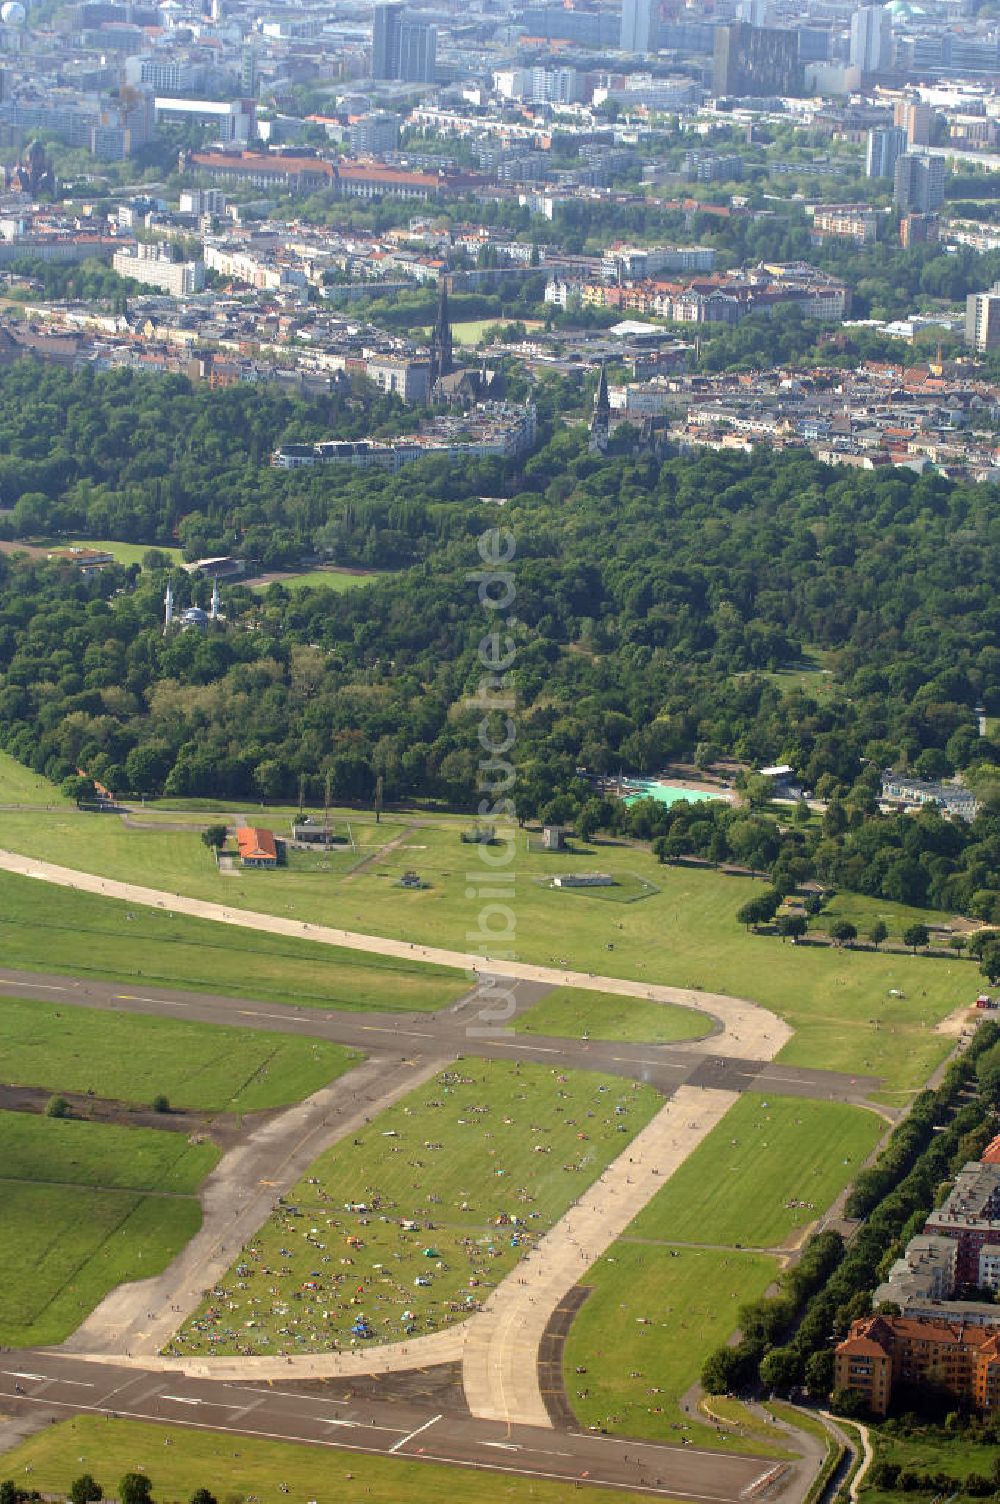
<box><xmin>164</xmin><ymin>577</ymin><xmax>223</xmax><ymax>635</ymax></box>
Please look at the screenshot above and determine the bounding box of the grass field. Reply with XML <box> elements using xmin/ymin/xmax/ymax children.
<box><xmin>169</xmin><ymin>1059</ymin><xmax>662</xmax><ymax>1357</ymax></box>
<box><xmin>0</xmin><ymin>809</ymin><xmax>967</xmax><ymax>1094</ymax></box>
<box><xmin>0</xmin><ymin>997</ymin><xmax>359</xmax><ymax>1113</ymax></box>
<box><xmin>0</xmin><ymin>1109</ymin><xmax>219</xmax><ymax>1194</ymax></box>
<box><xmin>0</xmin><ymin>1415</ymin><xmax>685</xmax><ymax>1504</ymax></box>
<box><xmin>418</xmin><ymin>318</ymin><xmax>544</xmax><ymax>346</ymax></box>
<box><xmin>624</xmin><ymin>1095</ymin><xmax>884</xmax><ymax>1248</ymax></box>
<box><xmin>0</xmin><ymin>869</ymin><xmax>467</xmax><ymax>1013</ymax></box>
<box><xmin>862</xmin><ymin>1427</ymin><xmax>1000</xmax><ymax>1504</ymax></box>
<box><xmin>69</xmin><ymin>539</ymin><xmax>184</xmax><ymax>568</ymax></box>
<box><xmin>0</xmin><ymin>750</ymin><xmax>70</xmax><ymax>804</ymax></box>
<box><xmin>564</xmin><ymin>1244</ymin><xmax>778</xmax><ymax>1447</ymax></box>
<box><xmin>516</xmin><ymin>987</ymin><xmax>709</xmax><ymax>1043</ymax></box>
<box><xmin>249</xmin><ymin>568</ymin><xmax>386</xmax><ymax>593</ymax></box>
<box><xmin>0</xmin><ymin>1112</ymin><xmax>217</xmax><ymax>1346</ymax></box>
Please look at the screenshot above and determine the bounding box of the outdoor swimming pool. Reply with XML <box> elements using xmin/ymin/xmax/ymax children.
<box><xmin>622</xmin><ymin>780</ymin><xmax>725</xmax><ymax>808</ymax></box>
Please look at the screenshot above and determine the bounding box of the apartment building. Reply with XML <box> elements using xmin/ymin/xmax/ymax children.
<box><xmin>835</xmin><ymin>1314</ymin><xmax>1000</xmax><ymax>1415</ymax></box>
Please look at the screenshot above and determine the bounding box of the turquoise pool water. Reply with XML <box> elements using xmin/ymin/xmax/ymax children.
<box><xmin>622</xmin><ymin>780</ymin><xmax>723</xmax><ymax>808</ymax></box>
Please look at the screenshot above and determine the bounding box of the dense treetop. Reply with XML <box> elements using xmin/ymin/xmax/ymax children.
<box><xmin>3</xmin><ymin>363</ymin><xmax>1000</xmax><ymax>914</ymax></box>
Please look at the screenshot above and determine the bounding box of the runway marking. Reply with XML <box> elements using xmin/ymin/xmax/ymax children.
<box><xmin>116</xmin><ymin>995</ymin><xmax>187</xmax><ymax>1007</ymax></box>
<box><xmin>0</xmin><ymin>980</ymin><xmax>67</xmax><ymax>991</ymax></box>
<box><xmin>225</xmin><ymin>1386</ymin><xmax>350</xmax><ymax>1405</ymax></box>
<box><xmin>161</xmin><ymin>1395</ymin><xmax>244</xmax><ymax>1409</ymax></box>
<box><xmin>6</xmin><ymin>1395</ymin><xmax>750</xmax><ymax>1501</ymax></box>
<box><xmin>389</xmin><ymin>1412</ymin><xmax>442</xmax><ymax>1452</ymax></box>
<box><xmin>494</xmin><ymin>1042</ymin><xmax>560</xmax><ymax>1054</ymax></box>
<box><xmin>3</xmin><ymin>1371</ymin><xmax>45</xmax><ymax>1381</ymax></box>
<box><xmin>484</xmin><ymin>1441</ymin><xmax>520</xmax><ymax>1451</ymax></box>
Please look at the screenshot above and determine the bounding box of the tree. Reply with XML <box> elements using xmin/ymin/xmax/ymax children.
<box><xmin>61</xmin><ymin>774</ymin><xmax>95</xmax><ymax>805</ymax></box>
<box><xmin>829</xmin><ymin>1386</ymin><xmax>870</xmax><ymax>1419</ymax></box>
<box><xmin>151</xmin><ymin>1094</ymin><xmax>170</xmax><ymax>1114</ymax></box>
<box><xmin>776</xmin><ymin>913</ymin><xmax>807</xmax><ymax>942</ymax></box>
<box><xmin>829</xmin><ymin>919</ymin><xmax>857</xmax><ymax>947</ymax></box>
<box><xmin>868</xmin><ymin>920</ymin><xmax>888</xmax><ymax>950</ymax></box>
<box><xmin>70</xmin><ymin>1476</ymin><xmax>103</xmax><ymax>1504</ymax></box>
<box><xmin>903</xmin><ymin>922</ymin><xmax>930</xmax><ymax>953</ymax></box>
<box><xmin>118</xmin><ymin>1475</ymin><xmax>153</xmax><ymax>1504</ymax></box>
<box><xmin>189</xmin><ymin>1492</ymin><xmax>217</xmax><ymax>1504</ymax></box>
<box><xmin>200</xmin><ymin>824</ymin><xmax>228</xmax><ymax>850</ymax></box>
<box><xmin>45</xmin><ymin>1094</ymin><xmax>70</xmax><ymax>1118</ymax></box>
<box><xmin>804</xmin><ymin>1347</ymin><xmax>834</xmax><ymax>1396</ymax></box>
<box><xmin>759</xmin><ymin>1345</ymin><xmax>802</xmax><ymax>1394</ymax></box>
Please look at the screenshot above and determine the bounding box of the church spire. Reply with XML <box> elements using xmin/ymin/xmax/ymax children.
<box><xmin>589</xmin><ymin>362</ymin><xmax>610</xmax><ymax>452</ymax></box>
<box><xmin>429</xmin><ymin>275</ymin><xmax>453</xmax><ymax>389</ymax></box>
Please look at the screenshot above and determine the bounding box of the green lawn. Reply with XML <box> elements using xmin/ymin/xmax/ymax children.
<box><xmin>0</xmin><ymin>1113</ymin><xmax>218</xmax><ymax>1346</ymax></box>
<box><xmin>564</xmin><ymin>1244</ymin><xmax>778</xmax><ymax>1447</ymax></box>
<box><xmin>0</xmin><ymin>750</ymin><xmax>69</xmax><ymax>805</ymax></box>
<box><xmin>0</xmin><ymin>997</ymin><xmax>359</xmax><ymax>1113</ymax></box>
<box><xmin>250</xmin><ymin>568</ymin><xmax>386</xmax><ymax>593</ymax></box>
<box><xmin>418</xmin><ymin>318</ymin><xmax>544</xmax><ymax>346</ymax></box>
<box><xmin>862</xmin><ymin>1427</ymin><xmax>1000</xmax><ymax>1504</ymax></box>
<box><xmin>625</xmin><ymin>1095</ymin><xmax>883</xmax><ymax>1248</ymax></box>
<box><xmin>69</xmin><ymin>539</ymin><xmax>184</xmax><ymax>568</ymax></box>
<box><xmin>0</xmin><ymin>1415</ymin><xmax>683</xmax><ymax>1504</ymax></box>
<box><xmin>516</xmin><ymin>987</ymin><xmax>709</xmax><ymax>1043</ymax></box>
<box><xmin>0</xmin><ymin>869</ymin><xmax>467</xmax><ymax>1013</ymax></box>
<box><xmin>169</xmin><ymin>1059</ymin><xmax>662</xmax><ymax>1357</ymax></box>
<box><xmin>0</xmin><ymin>809</ymin><xmax>970</xmax><ymax>1093</ymax></box>
<box><xmin>0</xmin><ymin>1109</ymin><xmax>218</xmax><ymax>1194</ymax></box>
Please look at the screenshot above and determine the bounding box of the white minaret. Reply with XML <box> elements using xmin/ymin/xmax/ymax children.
<box><xmin>210</xmin><ymin>578</ymin><xmax>220</xmax><ymax>620</ymax></box>
<box><xmin>164</xmin><ymin>580</ymin><xmax>174</xmax><ymax>632</ymax></box>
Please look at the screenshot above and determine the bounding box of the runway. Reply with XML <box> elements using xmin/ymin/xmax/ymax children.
<box><xmin>0</xmin><ymin>966</ymin><xmax>882</xmax><ymax>1103</ymax></box>
<box><xmin>0</xmin><ymin>1352</ymin><xmax>799</xmax><ymax>1502</ymax></box>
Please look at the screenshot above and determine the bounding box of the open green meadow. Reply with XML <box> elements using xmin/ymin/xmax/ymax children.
<box><xmin>0</xmin><ymin>1112</ymin><xmax>217</xmax><ymax>1346</ymax></box>
<box><xmin>0</xmin><ymin>1109</ymin><xmax>218</xmax><ymax>1193</ymax></box>
<box><xmin>249</xmin><ymin>567</ymin><xmax>386</xmax><ymax>593</ymax></box>
<box><xmin>564</xmin><ymin>1244</ymin><xmax>779</xmax><ymax>1448</ymax></box>
<box><xmin>0</xmin><ymin>807</ymin><xmax>967</xmax><ymax>1093</ymax></box>
<box><xmin>0</xmin><ymin>750</ymin><xmax>70</xmax><ymax>804</ymax></box>
<box><xmin>0</xmin><ymin>1415</ymin><xmax>685</xmax><ymax>1504</ymax></box>
<box><xmin>624</xmin><ymin>1095</ymin><xmax>883</xmax><ymax>1248</ymax></box>
<box><xmin>516</xmin><ymin>987</ymin><xmax>709</xmax><ymax>1043</ymax></box>
<box><xmin>69</xmin><ymin>539</ymin><xmax>184</xmax><ymax>568</ymax></box>
<box><xmin>862</xmin><ymin>1428</ymin><xmax>1000</xmax><ymax>1504</ymax></box>
<box><xmin>0</xmin><ymin>869</ymin><xmax>467</xmax><ymax>1012</ymax></box>
<box><xmin>169</xmin><ymin>1059</ymin><xmax>662</xmax><ymax>1357</ymax></box>
<box><xmin>0</xmin><ymin>997</ymin><xmax>358</xmax><ymax>1113</ymax></box>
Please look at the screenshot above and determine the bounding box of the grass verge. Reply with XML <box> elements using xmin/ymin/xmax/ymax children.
<box><xmin>624</xmin><ymin>1095</ymin><xmax>883</xmax><ymax>1249</ymax></box>
<box><xmin>515</xmin><ymin>987</ymin><xmax>709</xmax><ymax>1043</ymax></box>
<box><xmin>0</xmin><ymin>997</ymin><xmax>359</xmax><ymax>1112</ymax></box>
<box><xmin>0</xmin><ymin>1112</ymin><xmax>217</xmax><ymax>1345</ymax></box>
<box><xmin>563</xmin><ymin>1243</ymin><xmax>779</xmax><ymax>1449</ymax></box>
<box><xmin>0</xmin><ymin>1415</ymin><xmax>684</xmax><ymax>1504</ymax></box>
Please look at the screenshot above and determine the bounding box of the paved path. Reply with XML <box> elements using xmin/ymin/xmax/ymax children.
<box><xmin>0</xmin><ymin>966</ymin><xmax>880</xmax><ymax>1104</ymax></box>
<box><xmin>0</xmin><ymin>847</ymin><xmax>789</xmax><ymax>1060</ymax></box>
<box><xmin>462</xmin><ymin>1084</ymin><xmax>738</xmax><ymax>1426</ymax></box>
<box><xmin>0</xmin><ymin>1353</ymin><xmax>796</xmax><ymax>1502</ymax></box>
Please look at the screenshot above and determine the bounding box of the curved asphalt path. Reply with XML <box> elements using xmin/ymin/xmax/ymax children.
<box><xmin>0</xmin><ymin>848</ymin><xmax>788</xmax><ymax>1060</ymax></box>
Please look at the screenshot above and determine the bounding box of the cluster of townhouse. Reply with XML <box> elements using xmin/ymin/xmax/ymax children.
<box><xmin>835</xmin><ymin>1138</ymin><xmax>1000</xmax><ymax>1414</ymax></box>
<box><xmin>649</xmin><ymin>362</ymin><xmax>1000</xmax><ymax>484</ymax></box>
<box><xmin>546</xmin><ymin>260</ymin><xmax>850</xmax><ymax>327</ymax></box>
